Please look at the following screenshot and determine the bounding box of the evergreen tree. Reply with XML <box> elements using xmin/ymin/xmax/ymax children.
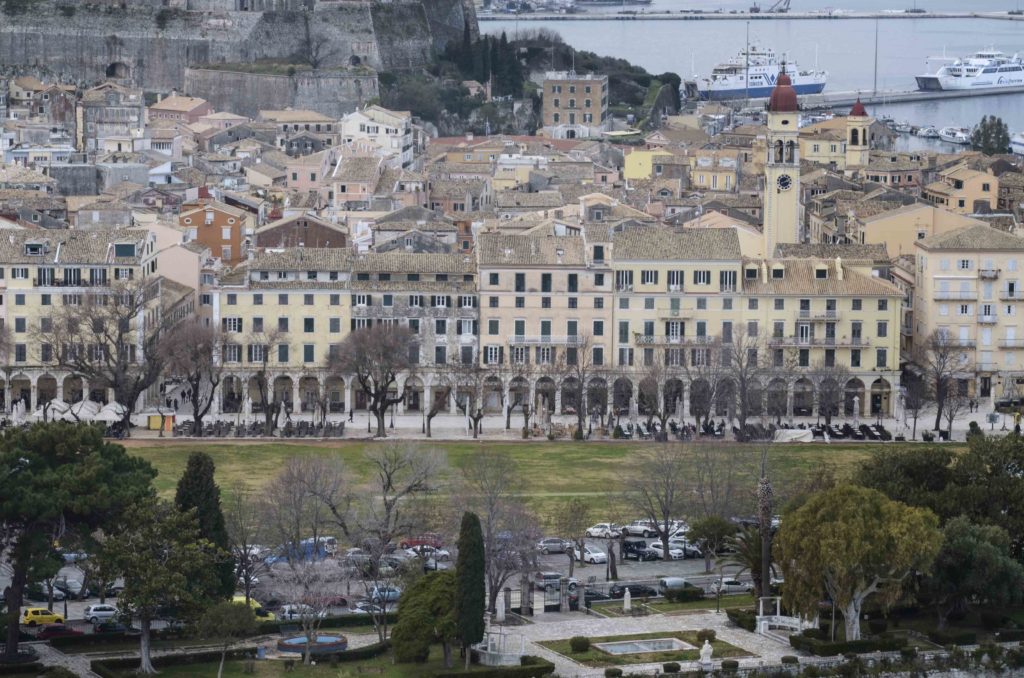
<box><xmin>175</xmin><ymin>452</ymin><xmax>234</xmax><ymax>598</ymax></box>
<box><xmin>459</xmin><ymin>21</ymin><xmax>473</xmax><ymax>75</ymax></box>
<box><xmin>971</xmin><ymin>115</ymin><xmax>1011</xmax><ymax>155</ymax></box>
<box><xmin>455</xmin><ymin>511</ymin><xmax>485</xmax><ymax>670</ymax></box>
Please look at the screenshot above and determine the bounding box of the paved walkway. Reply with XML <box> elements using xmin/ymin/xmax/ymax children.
<box><xmin>510</xmin><ymin>608</ymin><xmax>795</xmax><ymax>677</ymax></box>
<box><xmin>32</xmin><ymin>642</ymin><xmax>102</xmax><ymax>677</ymax></box>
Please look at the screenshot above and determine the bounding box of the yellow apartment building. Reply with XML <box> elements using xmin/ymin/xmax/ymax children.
<box><xmin>913</xmin><ymin>224</ymin><xmax>1024</xmax><ymax>400</ymax></box>
<box><xmin>923</xmin><ymin>165</ymin><xmax>999</xmax><ymax>214</ymax></box>
<box><xmin>623</xmin><ymin>149</ymin><xmax>675</xmax><ymax>182</ymax></box>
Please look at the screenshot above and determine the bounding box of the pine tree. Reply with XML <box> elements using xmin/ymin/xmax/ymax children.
<box><xmin>455</xmin><ymin>511</ymin><xmax>485</xmax><ymax>670</ymax></box>
<box><xmin>971</xmin><ymin>115</ymin><xmax>1010</xmax><ymax>155</ymax></box>
<box><xmin>174</xmin><ymin>452</ymin><xmax>234</xmax><ymax>598</ymax></box>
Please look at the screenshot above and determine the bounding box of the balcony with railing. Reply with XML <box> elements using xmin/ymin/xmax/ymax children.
<box><xmin>978</xmin><ymin>314</ymin><xmax>998</xmax><ymax>324</ymax></box>
<box><xmin>634</xmin><ymin>333</ymin><xmax>686</xmax><ymax>346</ymax></box>
<box><xmin>976</xmin><ymin>361</ymin><xmax>997</xmax><ymax>372</ymax></box>
<box><xmin>509</xmin><ymin>335</ymin><xmax>583</xmax><ymax>346</ymax></box>
<box><xmin>33</xmin><ymin>277</ymin><xmax>109</xmax><ymax>288</ymax></box>
<box><xmin>979</xmin><ymin>268</ymin><xmax>1000</xmax><ymax>280</ymax></box>
<box><xmin>798</xmin><ymin>309</ymin><xmax>841</xmax><ymax>321</ymax></box>
<box><xmin>1001</xmin><ymin>338</ymin><xmax>1024</xmax><ymax>348</ymax></box>
<box><xmin>950</xmin><ymin>338</ymin><xmax>976</xmax><ymax>348</ymax></box>
<box><xmin>934</xmin><ymin>290</ymin><xmax>977</xmax><ymax>301</ymax></box>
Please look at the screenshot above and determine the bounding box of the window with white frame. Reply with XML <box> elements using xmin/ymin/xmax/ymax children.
<box><xmin>512</xmin><ymin>346</ymin><xmax>529</xmax><ymax>364</ymax></box>
<box><xmin>354</xmin><ymin>318</ymin><xmax>371</xmax><ymax>329</ymax></box>
<box><xmin>641</xmin><ymin>270</ymin><xmax>658</xmax><ymax>285</ymax></box>
<box><xmin>223</xmin><ymin>344</ymin><xmax>241</xmax><ymax>363</ymax></box>
<box><xmin>222</xmin><ymin>317</ymin><xmax>242</xmax><ymax>333</ymax></box>
<box><xmin>354</xmin><ymin>294</ymin><xmax>368</xmax><ymax>306</ymax></box>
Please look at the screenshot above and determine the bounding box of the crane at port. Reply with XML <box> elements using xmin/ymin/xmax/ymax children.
<box><xmin>750</xmin><ymin>0</ymin><xmax>790</xmax><ymax>12</ymax></box>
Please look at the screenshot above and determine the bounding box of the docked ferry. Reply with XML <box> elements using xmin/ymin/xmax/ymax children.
<box><xmin>915</xmin><ymin>49</ymin><xmax>1024</xmax><ymax>91</ymax></box>
<box><xmin>697</xmin><ymin>46</ymin><xmax>827</xmax><ymax>101</ymax></box>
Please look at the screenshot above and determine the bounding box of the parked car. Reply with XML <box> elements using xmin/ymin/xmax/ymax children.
<box><xmin>648</xmin><ymin>542</ymin><xmax>685</xmax><ymax>560</ymax></box>
<box><xmin>404</xmin><ymin>545</ymin><xmax>450</xmax><ymax>561</ymax></box>
<box><xmin>533</xmin><ymin>571</ymin><xmax>579</xmax><ymax>592</ymax></box>
<box><xmin>369</xmin><ymin>586</ymin><xmax>402</xmax><ymax>604</ymax></box>
<box><xmin>658</xmin><ymin>577</ymin><xmax>700</xmax><ymax>597</ymax></box>
<box><xmin>232</xmin><ymin>595</ymin><xmax>276</xmax><ymax>621</ymax></box>
<box><xmin>585</xmin><ymin>523</ymin><xmax>620</xmax><ymax>539</ymax></box>
<box><xmin>54</xmin><ymin>579</ymin><xmax>89</xmax><ymax>599</ymax></box>
<box><xmin>83</xmin><ymin>604</ymin><xmax>119</xmax><ymax>624</ymax></box>
<box><xmin>93</xmin><ymin>622</ymin><xmax>138</xmax><ymax>634</ymax></box>
<box><xmin>351</xmin><ymin>601</ymin><xmax>385</xmax><ymax>615</ymax></box>
<box><xmin>536</xmin><ymin>538</ymin><xmax>572</xmax><ymax>555</ymax></box>
<box><xmin>59</xmin><ymin>550</ymin><xmax>89</xmax><ymax>564</ymax></box>
<box><xmin>621</xmin><ymin>538</ymin><xmax>659</xmax><ymax>561</ymax></box>
<box><xmin>25</xmin><ymin>584</ymin><xmax>65</xmax><ymax>603</ymax></box>
<box><xmin>279</xmin><ymin>604</ymin><xmax>328</xmax><ymax>621</ymax></box>
<box><xmin>399</xmin><ymin>533</ymin><xmax>444</xmax><ymax>550</ymax></box>
<box><xmin>621</xmin><ymin>520</ymin><xmax>658</xmax><ymax>538</ymax></box>
<box><xmin>21</xmin><ymin>608</ymin><xmax>64</xmax><ymax>626</ymax></box>
<box><xmin>667</xmin><ymin>539</ymin><xmax>703</xmax><ymax>559</ymax></box>
<box><xmin>573</xmin><ymin>545</ymin><xmax>607</xmax><ymax>564</ymax></box>
<box><xmin>36</xmin><ymin>624</ymin><xmax>83</xmax><ymax>640</ymax></box>
<box><xmin>583</xmin><ymin>588</ymin><xmax>611</xmax><ymax>603</ymax></box>
<box><xmin>609</xmin><ymin>583</ymin><xmax>658</xmax><ymax>599</ymax></box>
<box><xmin>712</xmin><ymin>578</ymin><xmax>754</xmax><ymax>595</ymax></box>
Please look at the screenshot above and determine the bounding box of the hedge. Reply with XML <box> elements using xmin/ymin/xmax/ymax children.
<box><xmin>256</xmin><ymin>612</ymin><xmax>398</xmax><ymax>634</ymax></box>
<box><xmin>726</xmin><ymin>607</ymin><xmax>756</xmax><ymax>632</ymax></box>
<box><xmin>0</xmin><ymin>663</ymin><xmax>44</xmax><ymax>676</ymax></box>
<box><xmin>50</xmin><ymin>632</ymin><xmax>137</xmax><ymax>650</ymax></box>
<box><xmin>789</xmin><ymin>633</ymin><xmax>904</xmax><ymax>656</ymax></box>
<box><xmin>927</xmin><ymin>629</ymin><xmax>977</xmax><ymax>646</ymax></box>
<box><xmin>92</xmin><ymin>648</ymin><xmax>258</xmax><ymax>678</ymax></box>
<box><xmin>432</xmin><ymin>657</ymin><xmax>555</xmax><ymax>678</ymax></box>
<box><xmin>665</xmin><ymin>587</ymin><xmax>705</xmax><ymax>603</ymax></box>
<box><xmin>663</xmin><ymin>661</ymin><xmax>681</xmax><ymax>673</ymax></box>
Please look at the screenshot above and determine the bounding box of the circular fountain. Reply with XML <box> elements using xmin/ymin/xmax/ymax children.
<box><xmin>276</xmin><ymin>634</ymin><xmax>348</xmax><ymax>656</ymax></box>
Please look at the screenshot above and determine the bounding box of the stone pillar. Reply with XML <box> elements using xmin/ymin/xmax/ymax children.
<box><xmin>449</xmin><ymin>389</ymin><xmax>457</xmax><ymax>413</ymax></box>
<box><xmin>682</xmin><ymin>384</ymin><xmax>691</xmax><ymax>422</ymax></box>
<box><xmin>396</xmin><ymin>377</ymin><xmax>405</xmax><ymax>416</ymax></box>
<box><xmin>503</xmin><ymin>587</ymin><xmax>512</xmax><ymax>615</ymax></box>
<box><xmin>57</xmin><ymin>377</ymin><xmax>65</xmax><ymax>403</ymax></box>
<box><xmin>786</xmin><ymin>387</ymin><xmax>794</xmax><ymax>421</ymax></box>
<box><xmin>345</xmin><ymin>379</ymin><xmax>353</xmax><ymax>413</ymax></box>
<box><xmin>291</xmin><ymin>381</ymin><xmax>301</xmax><ymax>416</ymax></box>
<box><xmin>812</xmin><ymin>390</ymin><xmax>819</xmax><ymax>419</ymax></box>
<box><xmin>554</xmin><ymin>387</ymin><xmax>562</xmax><ymax>415</ymax></box>
<box><xmin>424</xmin><ymin>384</ymin><xmax>432</xmax><ymax>414</ymax></box>
<box><xmin>559</xmin><ymin>577</ymin><xmax>570</xmax><ymax>613</ymax></box>
<box><xmin>29</xmin><ymin>382</ymin><xmax>37</xmax><ymax>412</ymax></box>
<box><xmin>210</xmin><ymin>381</ymin><xmax>221</xmax><ymax>416</ymax></box>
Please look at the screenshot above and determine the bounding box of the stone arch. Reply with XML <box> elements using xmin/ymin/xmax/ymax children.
<box><xmin>773</xmin><ymin>140</ymin><xmax>784</xmax><ymax>163</ymax></box>
<box><xmin>536</xmin><ymin>377</ymin><xmax>556</xmax><ymax>413</ymax></box>
<box><xmin>37</xmin><ymin>374</ymin><xmax>58</xmax><ymax>408</ymax></box>
<box><xmin>690</xmin><ymin>378</ymin><xmax>711</xmax><ymax>419</ymax></box>
<box><xmin>273</xmin><ymin>375</ymin><xmax>294</xmax><ymax>411</ymax></box>
<box><xmin>746</xmin><ymin>379</ymin><xmax>765</xmax><ymax>417</ymax></box>
<box><xmin>299</xmin><ymin>375</ymin><xmax>320</xmax><ymax>414</ymax></box>
<box><xmin>845</xmin><ymin>378</ymin><xmax>866</xmax><ymax>416</ymax></box>
<box><xmin>637</xmin><ymin>376</ymin><xmax>659</xmax><ymax>416</ymax></box>
<box><xmin>850</xmin><ymin>128</ymin><xmax>860</xmax><ymax>146</ymax></box>
<box><xmin>870</xmin><ymin>378</ymin><xmax>892</xmax><ymax>416</ymax></box>
<box><xmin>665</xmin><ymin>378</ymin><xmax>684</xmax><ymax>417</ymax></box>
<box><xmin>349</xmin><ymin>55</ymin><xmax>362</xmax><ymax>66</ymax></box>
<box><xmin>566</xmin><ymin>128</ymin><xmax>577</xmax><ymax>140</ymax></box>
<box><xmin>715</xmin><ymin>378</ymin><xmax>736</xmax><ymax>417</ymax></box>
<box><xmin>402</xmin><ymin>376</ymin><xmax>421</xmax><ymax>412</ymax></box>
<box><xmin>785</xmin><ymin>140</ymin><xmax>796</xmax><ymax>163</ymax></box>
<box><xmin>561</xmin><ymin>376</ymin><xmax>581</xmax><ymax>415</ymax></box>
<box><xmin>509</xmin><ymin>376</ymin><xmax>530</xmax><ymax>412</ymax></box>
<box><xmin>484</xmin><ymin>375</ymin><xmax>503</xmax><ymax>413</ymax></box>
<box><xmin>10</xmin><ymin>374</ymin><xmax>31</xmax><ymax>409</ymax></box>
<box><xmin>63</xmin><ymin>375</ymin><xmax>85</xmax><ymax>404</ymax></box>
<box><xmin>105</xmin><ymin>62</ymin><xmax>130</xmax><ymax>79</ymax></box>
<box><xmin>587</xmin><ymin>377</ymin><xmax>608</xmax><ymax>417</ymax></box>
<box><xmin>819</xmin><ymin>377</ymin><xmax>840</xmax><ymax>419</ymax></box>
<box><xmin>222</xmin><ymin>375</ymin><xmax>243</xmax><ymax>413</ymax></box>
<box><xmin>793</xmin><ymin>378</ymin><xmax>814</xmax><ymax>416</ymax></box>
<box><xmin>612</xmin><ymin>377</ymin><xmax>633</xmax><ymax>414</ymax></box>
<box><xmin>767</xmin><ymin>378</ymin><xmax>788</xmax><ymax>420</ymax></box>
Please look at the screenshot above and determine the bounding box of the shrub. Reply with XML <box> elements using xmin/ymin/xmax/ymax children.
<box><xmin>663</xmin><ymin>662</ymin><xmax>681</xmax><ymax>673</ymax></box>
<box><xmin>569</xmin><ymin>636</ymin><xmax>590</xmax><ymax>653</ymax></box>
<box><xmin>801</xmin><ymin>628</ymin><xmax>826</xmax><ymax>640</ymax></box>
<box><xmin>981</xmin><ymin>609</ymin><xmax>1006</xmax><ymax>630</ymax></box>
<box><xmin>725</xmin><ymin>607</ymin><xmax>756</xmax><ymax>632</ymax></box>
<box><xmin>42</xmin><ymin>670</ymin><xmax>78</xmax><ymax>678</ymax></box>
<box><xmin>155</xmin><ymin>8</ymin><xmax>171</xmax><ymax>29</ymax></box>
<box><xmin>781</xmin><ymin>656</ymin><xmax>799</xmax><ymax>665</ymax></box>
<box><xmin>927</xmin><ymin>629</ymin><xmax>977</xmax><ymax>646</ymax></box>
<box><xmin>867</xmin><ymin>619</ymin><xmax>888</xmax><ymax>635</ymax></box>
<box><xmin>789</xmin><ymin>634</ymin><xmax>904</xmax><ymax>656</ymax></box>
<box><xmin>613</xmin><ymin>425</ymin><xmax>623</xmax><ymax>439</ymax></box>
<box><xmin>666</xmin><ymin>587</ymin><xmax>704</xmax><ymax>603</ymax></box>
<box><xmin>721</xmin><ymin>659</ymin><xmax>739</xmax><ymax>672</ymax></box>
<box><xmin>604</xmin><ymin>669</ymin><xmax>623</xmax><ymax>678</ymax></box>
<box><xmin>696</xmin><ymin>629</ymin><xmax>716</xmax><ymax>643</ymax></box>
<box><xmin>899</xmin><ymin>647</ymin><xmax>917</xmax><ymax>661</ymax></box>
<box><xmin>0</xmin><ymin>664</ymin><xmax>45</xmax><ymax>677</ymax></box>
<box><xmin>995</xmin><ymin>629</ymin><xmax>1024</xmax><ymax>642</ymax></box>
<box><xmin>801</xmin><ymin>667</ymin><xmax>821</xmax><ymax>678</ymax></box>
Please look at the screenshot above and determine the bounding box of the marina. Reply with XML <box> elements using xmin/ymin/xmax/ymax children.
<box><xmin>479</xmin><ymin>11</ymin><xmax>1024</xmax><ymax>21</ymax></box>
<box><xmin>796</xmin><ymin>84</ymin><xmax>1024</xmax><ymax>110</ymax></box>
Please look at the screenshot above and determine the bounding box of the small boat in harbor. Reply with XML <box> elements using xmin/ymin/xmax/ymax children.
<box><xmin>892</xmin><ymin>121</ymin><xmax>913</xmax><ymax>133</ymax></box>
<box><xmin>938</xmin><ymin>126</ymin><xmax>971</xmax><ymax>145</ymax></box>
<box><xmin>916</xmin><ymin>125</ymin><xmax>940</xmax><ymax>138</ymax></box>
<box><xmin>1012</xmin><ymin>133</ymin><xmax>1024</xmax><ymax>156</ymax></box>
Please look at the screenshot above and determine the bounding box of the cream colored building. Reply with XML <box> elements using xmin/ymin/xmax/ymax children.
<box><xmin>541</xmin><ymin>71</ymin><xmax>609</xmax><ymax>140</ymax></box>
<box><xmin>913</xmin><ymin>224</ymin><xmax>1024</xmax><ymax>399</ymax></box>
<box><xmin>923</xmin><ymin>165</ymin><xmax>999</xmax><ymax>214</ymax></box>
<box><xmin>859</xmin><ymin>203</ymin><xmax>985</xmax><ymax>257</ymax></box>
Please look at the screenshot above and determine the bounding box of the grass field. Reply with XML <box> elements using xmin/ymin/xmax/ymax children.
<box><xmin>121</xmin><ymin>438</ymin><xmax>950</xmax><ymax>524</ymax></box>
<box><xmin>593</xmin><ymin>593</ymin><xmax>757</xmax><ymax>617</ymax></box>
<box><xmin>539</xmin><ymin>630</ymin><xmax>747</xmax><ymax>667</ymax></box>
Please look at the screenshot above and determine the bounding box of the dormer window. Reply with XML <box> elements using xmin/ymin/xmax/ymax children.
<box><xmin>24</xmin><ymin>243</ymin><xmax>43</xmax><ymax>256</ymax></box>
<box><xmin>113</xmin><ymin>243</ymin><xmax>136</xmax><ymax>257</ymax></box>
<box><xmin>815</xmin><ymin>268</ymin><xmax>828</xmax><ymax>279</ymax></box>
<box><xmin>771</xmin><ymin>268</ymin><xmax>785</xmax><ymax>279</ymax></box>
<box><xmin>745</xmin><ymin>267</ymin><xmax>758</xmax><ymax>279</ymax></box>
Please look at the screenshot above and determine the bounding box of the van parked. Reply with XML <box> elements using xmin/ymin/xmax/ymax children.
<box><xmin>658</xmin><ymin>577</ymin><xmax>700</xmax><ymax>597</ymax></box>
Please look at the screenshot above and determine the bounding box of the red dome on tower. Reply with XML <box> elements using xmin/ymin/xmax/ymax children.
<box><xmin>850</xmin><ymin>98</ymin><xmax>867</xmax><ymax>117</ymax></box>
<box><xmin>767</xmin><ymin>70</ymin><xmax>798</xmax><ymax>113</ymax></box>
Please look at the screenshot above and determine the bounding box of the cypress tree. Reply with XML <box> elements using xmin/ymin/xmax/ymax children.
<box><xmin>455</xmin><ymin>511</ymin><xmax>485</xmax><ymax>670</ymax></box>
<box><xmin>174</xmin><ymin>452</ymin><xmax>234</xmax><ymax>598</ymax></box>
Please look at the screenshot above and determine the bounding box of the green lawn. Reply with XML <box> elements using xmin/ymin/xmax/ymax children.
<box><xmin>592</xmin><ymin>593</ymin><xmax>754</xmax><ymax>617</ymax></box>
<box><xmin>539</xmin><ymin>630</ymin><xmax>748</xmax><ymax>668</ymax></box>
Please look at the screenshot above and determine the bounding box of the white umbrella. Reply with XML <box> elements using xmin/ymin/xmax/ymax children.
<box><xmin>92</xmin><ymin>408</ymin><xmax>122</xmax><ymax>424</ymax></box>
<box><xmin>63</xmin><ymin>400</ymin><xmax>100</xmax><ymax>422</ymax></box>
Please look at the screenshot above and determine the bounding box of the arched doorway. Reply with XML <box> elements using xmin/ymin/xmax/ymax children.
<box><xmin>637</xmin><ymin>377</ymin><xmax>659</xmax><ymax>416</ymax></box>
<box><xmin>561</xmin><ymin>377</ymin><xmax>581</xmax><ymax>415</ymax></box>
<box><xmin>509</xmin><ymin>376</ymin><xmax>529</xmax><ymax>415</ymax></box>
<box><xmin>845</xmin><ymin>378</ymin><xmax>866</xmax><ymax>416</ymax></box>
<box><xmin>793</xmin><ymin>378</ymin><xmax>814</xmax><ymax>417</ymax></box>
<box><xmin>11</xmin><ymin>375</ymin><xmax>30</xmax><ymax>410</ymax></box>
<box><xmin>587</xmin><ymin>377</ymin><xmax>608</xmax><ymax>419</ymax></box>
<box><xmin>871</xmin><ymin>378</ymin><xmax>892</xmax><ymax>416</ymax></box>
<box><xmin>767</xmin><ymin>378</ymin><xmax>788</xmax><ymax>421</ymax></box>
<box><xmin>37</xmin><ymin>375</ymin><xmax>58</xmax><ymax>409</ymax></box>
<box><xmin>612</xmin><ymin>377</ymin><xmax>633</xmax><ymax>415</ymax></box>
<box><xmin>222</xmin><ymin>376</ymin><xmax>242</xmax><ymax>414</ymax></box>
<box><xmin>746</xmin><ymin>379</ymin><xmax>764</xmax><ymax>417</ymax></box>
<box><xmin>715</xmin><ymin>378</ymin><xmax>736</xmax><ymax>418</ymax></box>
<box><xmin>247</xmin><ymin>376</ymin><xmax>266</xmax><ymax>413</ymax></box>
<box><xmin>63</xmin><ymin>375</ymin><xmax>84</xmax><ymax>404</ymax></box>
<box><xmin>299</xmin><ymin>375</ymin><xmax>320</xmax><ymax>414</ymax></box>
<box><xmin>403</xmin><ymin>376</ymin><xmax>422</xmax><ymax>412</ymax></box>
<box><xmin>484</xmin><ymin>376</ymin><xmax>503</xmax><ymax>412</ymax></box>
<box><xmin>819</xmin><ymin>378</ymin><xmax>840</xmax><ymax>420</ymax></box>
<box><xmin>536</xmin><ymin>377</ymin><xmax>556</xmax><ymax>414</ymax></box>
<box><xmin>273</xmin><ymin>376</ymin><xmax>294</xmax><ymax>412</ymax></box>
<box><xmin>664</xmin><ymin>378</ymin><xmax>684</xmax><ymax>417</ymax></box>
<box><xmin>690</xmin><ymin>378</ymin><xmax>711</xmax><ymax>420</ymax></box>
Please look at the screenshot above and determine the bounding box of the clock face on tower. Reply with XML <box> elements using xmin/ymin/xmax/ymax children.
<box><xmin>777</xmin><ymin>174</ymin><xmax>793</xmax><ymax>191</ymax></box>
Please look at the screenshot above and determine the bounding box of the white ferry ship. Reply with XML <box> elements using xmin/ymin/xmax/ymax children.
<box><xmin>697</xmin><ymin>45</ymin><xmax>827</xmax><ymax>101</ymax></box>
<box><xmin>915</xmin><ymin>49</ymin><xmax>1024</xmax><ymax>91</ymax></box>
<box><xmin>1012</xmin><ymin>133</ymin><xmax>1024</xmax><ymax>156</ymax></box>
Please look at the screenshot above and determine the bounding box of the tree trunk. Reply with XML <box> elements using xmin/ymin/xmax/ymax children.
<box><xmin>194</xmin><ymin>412</ymin><xmax>204</xmax><ymax>437</ymax></box>
<box><xmin>607</xmin><ymin>542</ymin><xmax>617</xmax><ymax>580</ymax></box>
<box><xmin>842</xmin><ymin>600</ymin><xmax>863</xmax><ymax>641</ymax></box>
<box><xmin>218</xmin><ymin>644</ymin><xmax>227</xmax><ymax>678</ymax></box>
<box><xmin>934</xmin><ymin>399</ymin><xmax>944</xmax><ymax>431</ymax></box>
<box><xmin>139</xmin><ymin>616</ymin><xmax>156</xmax><ymax>674</ymax></box>
<box><xmin>567</xmin><ymin>550</ymin><xmax>575</xmax><ymax>577</ymax></box>
<box><xmin>426</xmin><ymin>414</ymin><xmax>434</xmax><ymax>438</ymax></box>
<box><xmin>442</xmin><ymin>641</ymin><xmax>452</xmax><ymax>669</ymax></box>
<box><xmin>121</xmin><ymin>412</ymin><xmax>132</xmax><ymax>438</ymax></box>
<box><xmin>912</xmin><ymin>415</ymin><xmax>918</xmax><ymax>441</ymax></box>
<box><xmin>374</xmin><ymin>406</ymin><xmax>387</xmax><ymax>438</ymax></box>
<box><xmin>465</xmin><ymin>642</ymin><xmax>472</xmax><ymax>670</ymax></box>
<box><xmin>3</xmin><ymin>560</ymin><xmax>27</xmax><ymax>661</ymax></box>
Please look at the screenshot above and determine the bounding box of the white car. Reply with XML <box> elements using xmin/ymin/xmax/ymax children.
<box><xmin>668</xmin><ymin>539</ymin><xmax>703</xmax><ymax>559</ymax></box>
<box><xmin>573</xmin><ymin>545</ymin><xmax>607</xmax><ymax>564</ymax></box>
<box><xmin>712</xmin><ymin>578</ymin><xmax>754</xmax><ymax>595</ymax></box>
<box><xmin>405</xmin><ymin>545</ymin><xmax>450</xmax><ymax>561</ymax></box>
<box><xmin>621</xmin><ymin>520</ymin><xmax>658</xmax><ymax>538</ymax></box>
<box><xmin>585</xmin><ymin>523</ymin><xmax>621</xmax><ymax>539</ymax></box>
<box><xmin>279</xmin><ymin>604</ymin><xmax>327</xmax><ymax>621</ymax></box>
<box><xmin>648</xmin><ymin>542</ymin><xmax>685</xmax><ymax>560</ymax></box>
<box><xmin>84</xmin><ymin>604</ymin><xmax>118</xmax><ymax>624</ymax></box>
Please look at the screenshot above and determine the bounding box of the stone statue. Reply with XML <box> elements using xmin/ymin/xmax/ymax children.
<box><xmin>700</xmin><ymin>639</ymin><xmax>714</xmax><ymax>664</ymax></box>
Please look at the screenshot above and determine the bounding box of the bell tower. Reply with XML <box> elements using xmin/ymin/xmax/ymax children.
<box><xmin>845</xmin><ymin>98</ymin><xmax>872</xmax><ymax>171</ymax></box>
<box><xmin>763</xmin><ymin>69</ymin><xmax>801</xmax><ymax>256</ymax></box>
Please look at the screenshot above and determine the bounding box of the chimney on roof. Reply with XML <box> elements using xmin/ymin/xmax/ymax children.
<box><xmin>761</xmin><ymin>260</ymin><xmax>768</xmax><ymax>284</ymax></box>
<box><xmin>836</xmin><ymin>256</ymin><xmax>844</xmax><ymax>281</ymax></box>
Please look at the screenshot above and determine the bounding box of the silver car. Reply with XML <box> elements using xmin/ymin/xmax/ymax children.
<box><xmin>84</xmin><ymin>604</ymin><xmax>118</xmax><ymax>624</ymax></box>
<box><xmin>536</xmin><ymin>538</ymin><xmax>572</xmax><ymax>554</ymax></box>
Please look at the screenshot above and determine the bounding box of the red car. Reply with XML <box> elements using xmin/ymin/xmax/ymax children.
<box><xmin>36</xmin><ymin>624</ymin><xmax>84</xmax><ymax>640</ymax></box>
<box><xmin>399</xmin><ymin>533</ymin><xmax>444</xmax><ymax>550</ymax></box>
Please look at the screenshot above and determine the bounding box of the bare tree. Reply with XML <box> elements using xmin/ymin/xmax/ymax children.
<box><xmin>424</xmin><ymin>384</ymin><xmax>450</xmax><ymax>438</ymax></box>
<box><xmin>330</xmin><ymin>325</ymin><xmax>416</xmax><ymax>438</ymax></box>
<box><xmin>682</xmin><ymin>338</ymin><xmax>728</xmax><ymax>427</ymax></box>
<box><xmin>722</xmin><ymin>330</ymin><xmax>771</xmax><ymax>437</ymax></box>
<box><xmin>622</xmin><ymin>445</ymin><xmax>690</xmax><ymax>562</ymax></box>
<box><xmin>553</xmin><ymin>497</ymin><xmax>591</xmax><ymax>578</ymax></box>
<box><xmin>440</xmin><ymin>361</ymin><xmax>496</xmax><ymax>439</ymax></box>
<box><xmin>224</xmin><ymin>483</ymin><xmax>270</xmax><ymax>606</ymax></box>
<box><xmin>692</xmin><ymin>442</ymin><xmax>740</xmax><ymax>518</ymax></box>
<box><xmin>163</xmin><ymin>319</ymin><xmax>222</xmax><ymax>436</ymax></box>
<box><xmin>501</xmin><ymin>360</ymin><xmax>532</xmax><ymax>432</ymax></box>
<box><xmin>806</xmin><ymin>361</ymin><xmax>850</xmax><ymax>428</ymax></box>
<box><xmin>458</xmin><ymin>451</ymin><xmax>541</xmax><ymax>614</ymax></box>
<box><xmin>39</xmin><ymin>278</ymin><xmax>176</xmax><ymax>433</ymax></box>
<box><xmin>562</xmin><ymin>334</ymin><xmax>599</xmax><ymax>439</ymax></box>
<box><xmin>636</xmin><ymin>345</ymin><xmax>671</xmax><ymax>432</ymax></box>
<box><xmin>902</xmin><ymin>374</ymin><xmax>930</xmax><ymax>440</ymax></box>
<box><xmin>918</xmin><ymin>330</ymin><xmax>963</xmax><ymax>432</ymax></box>
<box><xmin>245</xmin><ymin>328</ymin><xmax>287</xmax><ymax>437</ymax></box>
<box><xmin>943</xmin><ymin>391</ymin><xmax>969</xmax><ymax>440</ymax></box>
<box><xmin>299</xmin><ymin>12</ymin><xmax>339</xmax><ymax>70</ymax></box>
